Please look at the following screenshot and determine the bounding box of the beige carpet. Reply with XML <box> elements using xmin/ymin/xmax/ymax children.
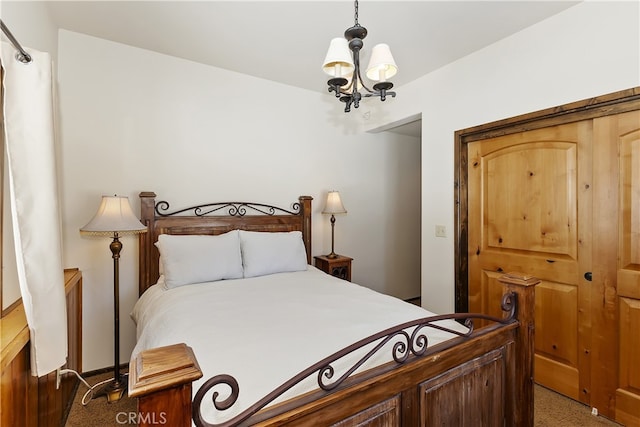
<box><xmin>65</xmin><ymin>372</ymin><xmax>621</xmax><ymax>426</ymax></box>
<box><xmin>65</xmin><ymin>371</ymin><xmax>136</xmax><ymax>427</ymax></box>
<box><xmin>534</xmin><ymin>385</ymin><xmax>621</xmax><ymax>427</ymax></box>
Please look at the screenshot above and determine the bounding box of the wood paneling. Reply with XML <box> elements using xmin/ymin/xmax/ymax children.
<box><xmin>421</xmin><ymin>349</ymin><xmax>505</xmax><ymax>426</ymax></box>
<box><xmin>1</xmin><ymin>340</ymin><xmax>38</xmax><ymax>427</ymax></box>
<box><xmin>38</xmin><ymin>268</ymin><xmax>83</xmax><ymax>427</ymax></box>
<box><xmin>0</xmin><ymin>269</ymin><xmax>82</xmax><ymax>427</ymax></box>
<box><xmin>331</xmin><ymin>396</ymin><xmax>400</xmax><ymax>427</ymax></box>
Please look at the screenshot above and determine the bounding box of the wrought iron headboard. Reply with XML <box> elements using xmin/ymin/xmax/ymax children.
<box><xmin>138</xmin><ymin>192</ymin><xmax>313</xmax><ymax>296</ymax></box>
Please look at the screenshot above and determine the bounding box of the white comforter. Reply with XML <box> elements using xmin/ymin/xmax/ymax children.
<box><xmin>131</xmin><ymin>266</ymin><xmax>466</xmax><ymax>424</ymax></box>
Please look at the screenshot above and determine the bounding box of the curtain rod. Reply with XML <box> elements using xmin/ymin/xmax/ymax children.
<box><xmin>0</xmin><ymin>19</ymin><xmax>32</xmax><ymax>63</ymax></box>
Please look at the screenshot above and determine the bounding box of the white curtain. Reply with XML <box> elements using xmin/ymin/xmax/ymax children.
<box><xmin>1</xmin><ymin>42</ymin><xmax>67</xmax><ymax>376</ymax></box>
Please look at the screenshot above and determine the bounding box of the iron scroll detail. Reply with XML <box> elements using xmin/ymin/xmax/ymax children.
<box><xmin>192</xmin><ymin>292</ymin><xmax>518</xmax><ymax>427</ymax></box>
<box><xmin>155</xmin><ymin>200</ymin><xmax>302</xmax><ymax>217</ymax></box>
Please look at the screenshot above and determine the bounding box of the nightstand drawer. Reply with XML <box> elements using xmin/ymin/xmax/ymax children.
<box><xmin>314</xmin><ymin>255</ymin><xmax>353</xmax><ymax>282</ymax></box>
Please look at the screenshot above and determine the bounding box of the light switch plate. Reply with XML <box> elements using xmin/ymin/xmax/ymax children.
<box><xmin>435</xmin><ymin>225</ymin><xmax>446</xmax><ymax>238</ymax></box>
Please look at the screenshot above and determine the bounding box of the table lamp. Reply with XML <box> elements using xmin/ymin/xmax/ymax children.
<box><xmin>322</xmin><ymin>191</ymin><xmax>347</xmax><ymax>259</ymax></box>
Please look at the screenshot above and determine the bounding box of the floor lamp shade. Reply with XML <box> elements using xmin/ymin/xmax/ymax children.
<box><xmin>80</xmin><ymin>195</ymin><xmax>148</xmax><ymax>235</ymax></box>
<box><xmin>80</xmin><ymin>195</ymin><xmax>147</xmax><ymax>402</ymax></box>
<box><xmin>322</xmin><ymin>191</ymin><xmax>347</xmax><ymax>259</ymax></box>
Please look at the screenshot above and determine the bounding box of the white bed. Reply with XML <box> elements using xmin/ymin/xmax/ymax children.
<box><xmin>131</xmin><ymin>265</ymin><xmax>467</xmax><ymax>424</ymax></box>
<box><xmin>130</xmin><ymin>192</ymin><xmax>538</xmax><ymax>427</ymax></box>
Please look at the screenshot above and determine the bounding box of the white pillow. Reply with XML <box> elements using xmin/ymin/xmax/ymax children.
<box><xmin>239</xmin><ymin>230</ymin><xmax>308</xmax><ymax>278</ymax></box>
<box><xmin>156</xmin><ymin>231</ymin><xmax>243</xmax><ymax>289</ymax></box>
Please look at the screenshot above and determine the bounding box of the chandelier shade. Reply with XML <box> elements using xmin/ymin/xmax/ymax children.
<box><xmin>322</xmin><ymin>0</ymin><xmax>397</xmax><ymax>113</ymax></box>
<box><xmin>366</xmin><ymin>43</ymin><xmax>398</xmax><ymax>82</ymax></box>
<box><xmin>322</xmin><ymin>38</ymin><xmax>355</xmax><ymax>77</ymax></box>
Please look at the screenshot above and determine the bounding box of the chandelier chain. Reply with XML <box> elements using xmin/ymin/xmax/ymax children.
<box><xmin>354</xmin><ymin>0</ymin><xmax>359</xmax><ymax>25</ymax></box>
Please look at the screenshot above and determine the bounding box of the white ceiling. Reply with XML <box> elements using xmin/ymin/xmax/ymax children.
<box><xmin>43</xmin><ymin>1</ymin><xmax>579</xmax><ymax>96</ymax></box>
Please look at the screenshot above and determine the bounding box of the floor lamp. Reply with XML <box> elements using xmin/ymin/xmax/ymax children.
<box><xmin>322</xmin><ymin>190</ymin><xmax>347</xmax><ymax>258</ymax></box>
<box><xmin>80</xmin><ymin>195</ymin><xmax>147</xmax><ymax>403</ymax></box>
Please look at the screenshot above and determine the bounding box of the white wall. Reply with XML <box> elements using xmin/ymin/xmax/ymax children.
<box><xmin>56</xmin><ymin>31</ymin><xmax>421</xmax><ymax>371</ymax></box>
<box><xmin>365</xmin><ymin>1</ymin><xmax>640</xmax><ymax>314</ymax></box>
<box><xmin>1</xmin><ymin>1</ymin><xmax>58</xmax><ymax>60</ymax></box>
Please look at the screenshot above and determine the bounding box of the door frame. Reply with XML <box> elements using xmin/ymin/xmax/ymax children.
<box><xmin>454</xmin><ymin>87</ymin><xmax>640</xmax><ymax>313</ymax></box>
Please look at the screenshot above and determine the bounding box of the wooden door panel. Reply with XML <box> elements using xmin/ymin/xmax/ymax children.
<box><xmin>616</xmin><ymin>297</ymin><xmax>640</xmax><ymax>425</ymax></box>
<box><xmin>618</xmin><ymin>123</ymin><xmax>640</xmax><ymax>300</ymax></box>
<box><xmin>535</xmin><ymin>355</ymin><xmax>579</xmax><ymax>400</ymax></box>
<box><xmin>619</xmin><ymin>298</ymin><xmax>640</xmax><ymax>395</ymax></box>
<box><xmin>468</xmin><ymin>122</ymin><xmax>590</xmax><ymax>402</ymax></box>
<box><xmin>534</xmin><ymin>281</ymin><xmax>578</xmax><ymax>365</ymax></box>
<box><xmin>471</xmin><ymin>270</ymin><xmax>506</xmax><ymax>320</ymax></box>
<box><xmin>469</xmin><ymin>125</ymin><xmax>584</xmax><ymax>298</ymax></box>
<box><xmin>484</xmin><ymin>143</ymin><xmax>577</xmax><ymax>258</ymax></box>
<box><xmin>618</xmin><ymin>271</ymin><xmax>640</xmax><ymax>300</ymax></box>
<box><xmin>533</xmin><ymin>280</ymin><xmax>580</xmax><ymax>400</ymax></box>
<box><xmin>612</xmin><ymin>110</ymin><xmax>640</xmax><ymax>425</ymax></box>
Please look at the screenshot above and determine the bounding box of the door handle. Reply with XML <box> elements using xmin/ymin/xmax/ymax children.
<box><xmin>584</xmin><ymin>272</ymin><xmax>592</xmax><ymax>282</ymax></box>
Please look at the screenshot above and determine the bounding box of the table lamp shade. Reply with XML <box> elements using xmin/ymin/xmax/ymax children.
<box><xmin>80</xmin><ymin>195</ymin><xmax>147</xmax><ymax>235</ymax></box>
<box><xmin>322</xmin><ymin>191</ymin><xmax>347</xmax><ymax>215</ymax></box>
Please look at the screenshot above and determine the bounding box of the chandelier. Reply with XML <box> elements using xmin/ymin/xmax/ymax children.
<box><xmin>322</xmin><ymin>0</ymin><xmax>398</xmax><ymax>113</ymax></box>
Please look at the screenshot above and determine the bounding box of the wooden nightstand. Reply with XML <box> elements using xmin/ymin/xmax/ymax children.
<box><xmin>314</xmin><ymin>255</ymin><xmax>353</xmax><ymax>282</ymax></box>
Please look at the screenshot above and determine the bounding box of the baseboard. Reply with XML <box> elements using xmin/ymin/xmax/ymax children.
<box><xmin>81</xmin><ymin>363</ymin><xmax>129</xmax><ymax>378</ymax></box>
<box><xmin>404</xmin><ymin>296</ymin><xmax>421</xmax><ymax>306</ymax></box>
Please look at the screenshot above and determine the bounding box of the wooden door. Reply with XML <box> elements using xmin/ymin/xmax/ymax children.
<box><xmin>465</xmin><ymin>108</ymin><xmax>640</xmax><ymax>424</ymax></box>
<box><xmin>467</xmin><ymin>121</ymin><xmax>592</xmax><ymax>403</ymax></box>
<box><xmin>594</xmin><ymin>111</ymin><xmax>640</xmax><ymax>424</ymax></box>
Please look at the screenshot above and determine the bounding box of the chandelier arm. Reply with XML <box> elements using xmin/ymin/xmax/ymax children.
<box><xmin>362</xmin><ymin>91</ymin><xmax>396</xmax><ymax>99</ymax></box>
<box><xmin>353</xmin><ymin>65</ymin><xmax>375</xmax><ymax>94</ymax></box>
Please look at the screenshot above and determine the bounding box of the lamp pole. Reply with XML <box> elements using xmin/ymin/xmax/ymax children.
<box><xmin>110</xmin><ymin>233</ymin><xmax>123</xmax><ymax>392</ymax></box>
<box><xmin>328</xmin><ymin>214</ymin><xmax>338</xmax><ymax>258</ymax></box>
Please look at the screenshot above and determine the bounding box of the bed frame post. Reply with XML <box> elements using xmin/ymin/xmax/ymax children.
<box><xmin>139</xmin><ymin>192</ymin><xmax>157</xmax><ymax>296</ymax></box>
<box><xmin>498</xmin><ymin>272</ymin><xmax>540</xmax><ymax>427</ymax></box>
<box><xmin>299</xmin><ymin>195</ymin><xmax>313</xmax><ymax>264</ymax></box>
<box><xmin>129</xmin><ymin>343</ymin><xmax>202</xmax><ymax>427</ymax></box>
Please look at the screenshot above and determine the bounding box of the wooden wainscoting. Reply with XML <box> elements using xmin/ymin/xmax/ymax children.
<box><xmin>0</xmin><ymin>268</ymin><xmax>83</xmax><ymax>427</ymax></box>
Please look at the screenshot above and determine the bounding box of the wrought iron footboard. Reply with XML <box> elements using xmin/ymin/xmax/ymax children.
<box><xmin>192</xmin><ymin>292</ymin><xmax>518</xmax><ymax>427</ymax></box>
